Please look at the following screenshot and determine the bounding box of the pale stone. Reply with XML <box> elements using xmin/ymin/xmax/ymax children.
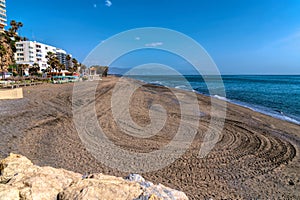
<box><xmin>0</xmin><ymin>153</ymin><xmax>36</xmax><ymax>184</ymax></box>
<box><xmin>0</xmin><ymin>184</ymin><xmax>20</xmax><ymax>200</ymax></box>
<box><xmin>0</xmin><ymin>155</ymin><xmax>189</xmax><ymax>200</ymax></box>
<box><xmin>126</xmin><ymin>174</ymin><xmax>189</xmax><ymax>200</ymax></box>
<box><xmin>58</xmin><ymin>175</ymin><xmax>143</xmax><ymax>200</ymax></box>
<box><xmin>8</xmin><ymin>166</ymin><xmax>81</xmax><ymax>200</ymax></box>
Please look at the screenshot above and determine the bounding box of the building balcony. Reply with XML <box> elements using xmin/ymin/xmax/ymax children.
<box><xmin>0</xmin><ymin>19</ymin><xmax>6</xmax><ymax>25</ymax></box>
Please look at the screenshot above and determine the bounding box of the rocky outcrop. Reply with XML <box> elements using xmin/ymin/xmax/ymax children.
<box><xmin>0</xmin><ymin>32</ymin><xmax>15</xmax><ymax>72</ymax></box>
<box><xmin>0</xmin><ymin>154</ymin><xmax>82</xmax><ymax>199</ymax></box>
<box><xmin>0</xmin><ymin>154</ymin><xmax>188</xmax><ymax>200</ymax></box>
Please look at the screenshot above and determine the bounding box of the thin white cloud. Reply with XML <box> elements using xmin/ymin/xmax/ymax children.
<box><xmin>135</xmin><ymin>37</ymin><xmax>140</xmax><ymax>41</ymax></box>
<box><xmin>270</xmin><ymin>31</ymin><xmax>300</xmax><ymax>47</ymax></box>
<box><xmin>258</xmin><ymin>30</ymin><xmax>300</xmax><ymax>52</ymax></box>
<box><xmin>145</xmin><ymin>42</ymin><xmax>163</xmax><ymax>47</ymax></box>
<box><xmin>105</xmin><ymin>0</ymin><xmax>112</xmax><ymax>7</ymax></box>
<box><xmin>93</xmin><ymin>4</ymin><xmax>97</xmax><ymax>8</ymax></box>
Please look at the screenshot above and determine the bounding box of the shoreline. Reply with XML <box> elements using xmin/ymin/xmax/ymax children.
<box><xmin>1</xmin><ymin>77</ymin><xmax>299</xmax><ymax>126</ymax></box>
<box><xmin>0</xmin><ymin>76</ymin><xmax>299</xmax><ymax>199</ymax></box>
<box><xmin>124</xmin><ymin>75</ymin><xmax>300</xmax><ymax>126</ymax></box>
<box><xmin>2</xmin><ymin>74</ymin><xmax>299</xmax><ymax>125</ymax></box>
<box><xmin>212</xmin><ymin>93</ymin><xmax>300</xmax><ymax>125</ymax></box>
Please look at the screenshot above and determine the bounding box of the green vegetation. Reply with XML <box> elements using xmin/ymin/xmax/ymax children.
<box><xmin>0</xmin><ymin>20</ymin><xmax>27</xmax><ymax>78</ymax></box>
<box><xmin>0</xmin><ymin>44</ymin><xmax>7</xmax><ymax>79</ymax></box>
<box><xmin>90</xmin><ymin>65</ymin><xmax>109</xmax><ymax>77</ymax></box>
<box><xmin>28</xmin><ymin>63</ymin><xmax>40</xmax><ymax>76</ymax></box>
<box><xmin>45</xmin><ymin>52</ymin><xmax>61</xmax><ymax>73</ymax></box>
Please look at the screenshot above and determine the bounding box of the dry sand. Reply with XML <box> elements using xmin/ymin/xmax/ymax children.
<box><xmin>0</xmin><ymin>76</ymin><xmax>299</xmax><ymax>199</ymax></box>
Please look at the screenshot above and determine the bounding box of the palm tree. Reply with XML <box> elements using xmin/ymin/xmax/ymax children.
<box><xmin>17</xmin><ymin>64</ymin><xmax>29</xmax><ymax>77</ymax></box>
<box><xmin>33</xmin><ymin>62</ymin><xmax>39</xmax><ymax>68</ymax></box>
<box><xmin>29</xmin><ymin>63</ymin><xmax>40</xmax><ymax>76</ymax></box>
<box><xmin>8</xmin><ymin>20</ymin><xmax>23</xmax><ymax>38</ymax></box>
<box><xmin>46</xmin><ymin>52</ymin><xmax>60</xmax><ymax>74</ymax></box>
<box><xmin>61</xmin><ymin>63</ymin><xmax>66</xmax><ymax>71</ymax></box>
<box><xmin>71</xmin><ymin>58</ymin><xmax>79</xmax><ymax>73</ymax></box>
<box><xmin>66</xmin><ymin>54</ymin><xmax>72</xmax><ymax>70</ymax></box>
<box><xmin>56</xmin><ymin>63</ymin><xmax>66</xmax><ymax>73</ymax></box>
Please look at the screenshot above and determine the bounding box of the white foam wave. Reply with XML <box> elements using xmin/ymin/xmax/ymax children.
<box><xmin>212</xmin><ymin>95</ymin><xmax>300</xmax><ymax>125</ymax></box>
<box><xmin>175</xmin><ymin>85</ymin><xmax>187</xmax><ymax>89</ymax></box>
<box><xmin>213</xmin><ymin>95</ymin><xmax>228</xmax><ymax>101</ymax></box>
<box><xmin>149</xmin><ymin>81</ymin><xmax>164</xmax><ymax>86</ymax></box>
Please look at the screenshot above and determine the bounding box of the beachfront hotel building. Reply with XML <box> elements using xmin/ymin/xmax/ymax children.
<box><xmin>0</xmin><ymin>0</ymin><xmax>7</xmax><ymax>30</ymax></box>
<box><xmin>56</xmin><ymin>49</ymin><xmax>69</xmax><ymax>68</ymax></box>
<box><xmin>14</xmin><ymin>41</ymin><xmax>69</xmax><ymax>71</ymax></box>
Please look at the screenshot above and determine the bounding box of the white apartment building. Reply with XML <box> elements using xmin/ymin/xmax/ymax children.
<box><xmin>15</xmin><ymin>41</ymin><xmax>68</xmax><ymax>71</ymax></box>
<box><xmin>0</xmin><ymin>0</ymin><xmax>7</xmax><ymax>30</ymax></box>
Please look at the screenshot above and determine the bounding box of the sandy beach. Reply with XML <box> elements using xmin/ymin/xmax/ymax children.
<box><xmin>0</xmin><ymin>76</ymin><xmax>299</xmax><ymax>199</ymax></box>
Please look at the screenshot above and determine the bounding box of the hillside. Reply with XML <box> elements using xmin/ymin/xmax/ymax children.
<box><xmin>0</xmin><ymin>31</ymin><xmax>15</xmax><ymax>73</ymax></box>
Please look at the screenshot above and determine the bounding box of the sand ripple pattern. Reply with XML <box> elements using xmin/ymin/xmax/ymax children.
<box><xmin>0</xmin><ymin>79</ymin><xmax>299</xmax><ymax>199</ymax></box>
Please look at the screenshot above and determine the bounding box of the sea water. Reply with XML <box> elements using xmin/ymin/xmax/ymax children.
<box><xmin>126</xmin><ymin>75</ymin><xmax>300</xmax><ymax>125</ymax></box>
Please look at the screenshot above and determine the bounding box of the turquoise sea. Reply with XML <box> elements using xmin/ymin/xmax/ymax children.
<box><xmin>126</xmin><ymin>75</ymin><xmax>300</xmax><ymax>125</ymax></box>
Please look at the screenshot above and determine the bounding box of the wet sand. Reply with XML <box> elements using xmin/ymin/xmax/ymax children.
<box><xmin>0</xmin><ymin>76</ymin><xmax>299</xmax><ymax>199</ymax></box>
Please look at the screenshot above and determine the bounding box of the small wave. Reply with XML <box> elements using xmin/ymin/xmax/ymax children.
<box><xmin>213</xmin><ymin>95</ymin><xmax>228</xmax><ymax>101</ymax></box>
<box><xmin>175</xmin><ymin>85</ymin><xmax>187</xmax><ymax>89</ymax></box>
<box><xmin>211</xmin><ymin>95</ymin><xmax>300</xmax><ymax>125</ymax></box>
<box><xmin>149</xmin><ymin>81</ymin><xmax>164</xmax><ymax>86</ymax></box>
<box><xmin>232</xmin><ymin>101</ymin><xmax>300</xmax><ymax>125</ymax></box>
<box><xmin>280</xmin><ymin>115</ymin><xmax>300</xmax><ymax>125</ymax></box>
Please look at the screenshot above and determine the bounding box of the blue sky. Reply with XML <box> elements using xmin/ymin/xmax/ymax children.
<box><xmin>6</xmin><ymin>0</ymin><xmax>300</xmax><ymax>74</ymax></box>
